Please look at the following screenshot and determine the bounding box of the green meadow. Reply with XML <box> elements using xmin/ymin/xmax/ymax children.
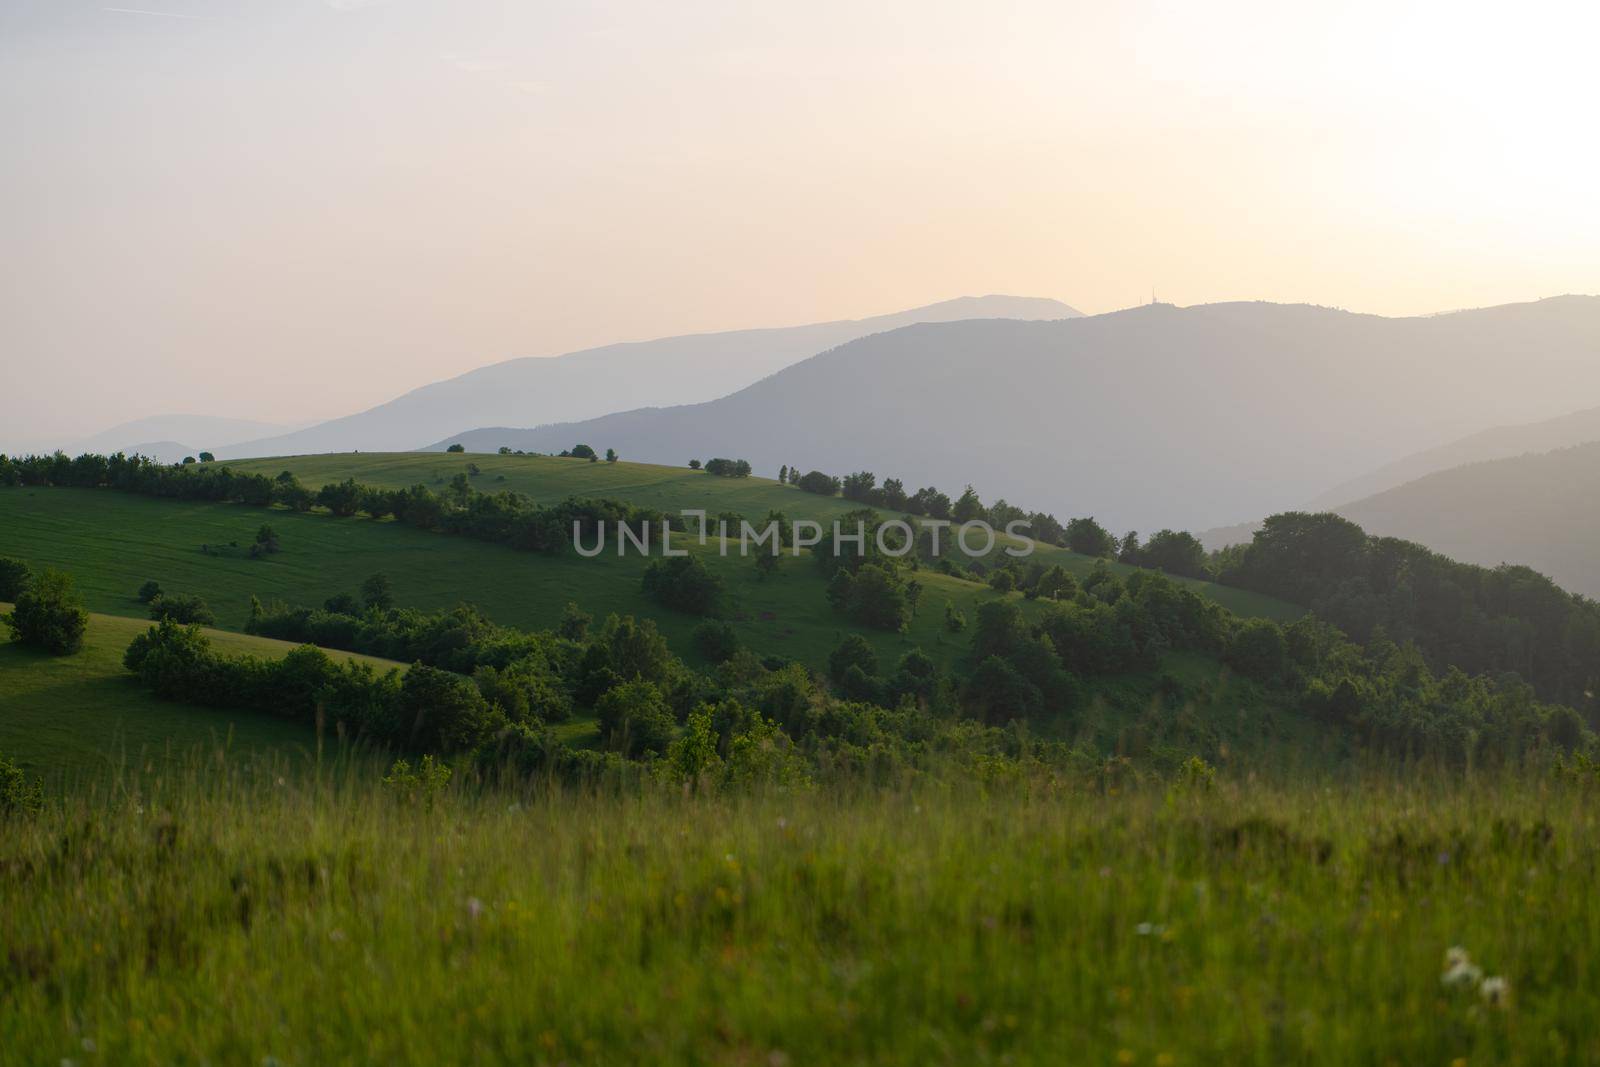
<box><xmin>0</xmin><ymin>605</ymin><xmax>399</xmax><ymax>786</ymax></box>
<box><xmin>2</xmin><ymin>763</ymin><xmax>1594</xmax><ymax>1065</ymax></box>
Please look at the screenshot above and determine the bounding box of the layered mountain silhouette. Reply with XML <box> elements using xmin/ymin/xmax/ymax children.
<box><xmin>432</xmin><ymin>296</ymin><xmax>1600</xmax><ymax>533</ymax></box>
<box><xmin>217</xmin><ymin>296</ymin><xmax>1078</xmax><ymax>459</ymax></box>
<box><xmin>71</xmin><ymin>415</ymin><xmax>294</xmax><ymax>461</ymax></box>
<box><xmin>1331</xmin><ymin>441</ymin><xmax>1600</xmax><ymax>597</ymax></box>
<box><xmin>1307</xmin><ymin>401</ymin><xmax>1600</xmax><ymax>508</ymax></box>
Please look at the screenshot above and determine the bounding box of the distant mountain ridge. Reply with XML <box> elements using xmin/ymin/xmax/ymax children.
<box><xmin>1332</xmin><ymin>440</ymin><xmax>1600</xmax><ymax>597</ymax></box>
<box><xmin>431</xmin><ymin>296</ymin><xmax>1600</xmax><ymax>533</ymax></box>
<box><xmin>1307</xmin><ymin>402</ymin><xmax>1600</xmax><ymax>508</ymax></box>
<box><xmin>217</xmin><ymin>296</ymin><xmax>1079</xmax><ymax>459</ymax></box>
<box><xmin>69</xmin><ymin>415</ymin><xmax>295</xmax><ymax>459</ymax></box>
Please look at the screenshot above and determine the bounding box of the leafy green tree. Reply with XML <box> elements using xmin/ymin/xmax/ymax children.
<box><xmin>972</xmin><ymin>599</ymin><xmax>1029</xmax><ymax>661</ymax></box>
<box><xmin>693</xmin><ymin>620</ymin><xmax>740</xmax><ymax>663</ymax></box>
<box><xmin>642</xmin><ymin>555</ymin><xmax>722</xmax><ymax>615</ymax></box>
<box><xmin>597</xmin><ymin>613</ymin><xmax>676</xmax><ymax>685</ymax></box>
<box><xmin>952</xmin><ymin>485</ymin><xmax>984</xmax><ymax>523</ymax></box>
<box><xmin>198</xmin><ymin>451</ymin><xmax>215</xmax><ymax>463</ymax></box>
<box><xmin>755</xmin><ymin>550</ymin><xmax>779</xmax><ymax>580</ymax></box>
<box><xmin>324</xmin><ymin>592</ymin><xmax>362</xmax><ymax>615</ymax></box>
<box><xmin>569</xmin><ymin>444</ymin><xmax>597</xmax><ymax>460</ymax></box>
<box><xmin>250</xmin><ymin>524</ymin><xmax>281</xmax><ymax>558</ymax></box>
<box><xmin>881</xmin><ymin>478</ymin><xmax>908</xmax><ymax>510</ymax></box>
<box><xmin>0</xmin><ymin>557</ymin><xmax>31</xmax><ymax>601</ymax></box>
<box><xmin>796</xmin><ymin>470</ymin><xmax>841</xmax><ymax>495</ymax></box>
<box><xmin>473</xmin><ymin>662</ymin><xmax>569</xmax><ymax>725</ymax></box>
<box><xmin>841</xmin><ymin>471</ymin><xmax>878</xmax><ymax>502</ymax></box>
<box><xmin>595</xmin><ymin>680</ymin><xmax>675</xmax><ymax>757</ymax></box>
<box><xmin>828</xmin><ymin>634</ymin><xmax>878</xmax><ymax>685</ymax></box>
<box><xmin>1226</xmin><ymin>619</ymin><xmax>1288</xmax><ymax>681</ymax></box>
<box><xmin>181</xmin><ymin>456</ymin><xmax>196</xmax><ymax>465</ymax></box>
<box><xmin>989</xmin><ymin>569</ymin><xmax>1016</xmax><ymax>594</ymax></box>
<box><xmin>703</xmin><ymin>457</ymin><xmax>752</xmax><ymax>477</ymax></box>
<box><xmin>689</xmin><ymin>458</ymin><xmax>702</xmax><ymax>470</ymax></box>
<box><xmin>889</xmin><ymin>648</ymin><xmax>940</xmax><ymax>705</ymax></box>
<box><xmin>829</xmin><ymin>563</ymin><xmax>909</xmax><ymax>632</ymax></box>
<box><xmin>1034</xmin><ymin>565</ymin><xmax>1077</xmax><ymax>601</ymax></box>
<box><xmin>605</xmin><ymin>448</ymin><xmax>618</xmax><ymax>463</ymax></box>
<box><xmin>148</xmin><ymin>593</ymin><xmax>216</xmax><ymax>626</ymax></box>
<box><xmin>962</xmin><ymin>655</ymin><xmax>1043</xmax><ymax>724</ymax></box>
<box><xmin>944</xmin><ymin>600</ymin><xmax>967</xmax><ymax>633</ymax></box>
<box><xmin>137</xmin><ymin>580</ymin><xmax>163</xmax><ymax>604</ymax></box>
<box><xmin>664</xmin><ymin>704</ymin><xmax>722</xmax><ymax>786</ymax></box>
<box><xmin>1065</xmin><ymin>516</ymin><xmax>1117</xmax><ymax>557</ymax></box>
<box><xmin>557</xmin><ymin>601</ymin><xmax>592</xmax><ymax>641</ymax></box>
<box><xmin>1141</xmin><ymin>529</ymin><xmax>1209</xmax><ymax>578</ymax></box>
<box><xmin>398</xmin><ymin>664</ymin><xmax>495</xmax><ymax>753</ymax></box>
<box><xmin>778</xmin><ymin>464</ymin><xmax>788</xmax><ymax>484</ymax></box>
<box><xmin>361</xmin><ymin>573</ymin><xmax>395</xmax><ymax>612</ymax></box>
<box><xmin>4</xmin><ymin>568</ymin><xmax>89</xmax><ymax>655</ymax></box>
<box><xmin>0</xmin><ymin>752</ymin><xmax>44</xmax><ymax>817</ymax></box>
<box><xmin>275</xmin><ymin>479</ymin><xmax>315</xmax><ymax>512</ymax></box>
<box><xmin>446</xmin><ymin>443</ymin><xmax>465</xmax><ymax>453</ymax></box>
<box><xmin>317</xmin><ymin>478</ymin><xmax>364</xmax><ymax>517</ymax></box>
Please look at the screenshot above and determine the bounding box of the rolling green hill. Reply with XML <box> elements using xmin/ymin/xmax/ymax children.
<box><xmin>0</xmin><ymin>455</ymin><xmax>1297</xmax><ymax>679</ymax></box>
<box><xmin>0</xmin><ymin>606</ymin><xmax>403</xmax><ymax>784</ymax></box>
<box><xmin>220</xmin><ymin>452</ymin><xmax>1300</xmax><ymax>619</ymax></box>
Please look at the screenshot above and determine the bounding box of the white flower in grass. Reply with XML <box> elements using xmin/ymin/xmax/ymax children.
<box><xmin>1442</xmin><ymin>961</ymin><xmax>1482</xmax><ymax>988</ymax></box>
<box><xmin>1444</xmin><ymin>946</ymin><xmax>1471</xmax><ymax>969</ymax></box>
<box><xmin>1480</xmin><ymin>975</ymin><xmax>1510</xmax><ymax>1007</ymax></box>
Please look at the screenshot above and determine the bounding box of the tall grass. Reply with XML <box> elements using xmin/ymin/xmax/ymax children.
<box><xmin>3</xmin><ymin>757</ymin><xmax>1597</xmax><ymax>1065</ymax></box>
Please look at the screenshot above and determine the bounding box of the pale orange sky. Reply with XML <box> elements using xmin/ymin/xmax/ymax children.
<box><xmin>2</xmin><ymin>0</ymin><xmax>1597</xmax><ymax>447</ymax></box>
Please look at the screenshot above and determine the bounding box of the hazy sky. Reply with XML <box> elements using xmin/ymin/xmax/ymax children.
<box><xmin>3</xmin><ymin>0</ymin><xmax>1597</xmax><ymax>448</ymax></box>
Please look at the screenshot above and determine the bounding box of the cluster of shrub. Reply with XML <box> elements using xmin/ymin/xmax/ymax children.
<box><xmin>116</xmin><ymin>555</ymin><xmax>1594</xmax><ymax>780</ymax></box>
<box><xmin>1216</xmin><ymin>512</ymin><xmax>1600</xmax><ymax>715</ymax></box>
<box><xmin>121</xmin><ymin>588</ymin><xmax>969</xmax><ymax>780</ymax></box>
<box><xmin>1</xmin><ymin>558</ymin><xmax>89</xmax><ymax>655</ymax></box>
<box><xmin>772</xmin><ymin>466</ymin><xmax>1215</xmax><ymax>580</ymax></box>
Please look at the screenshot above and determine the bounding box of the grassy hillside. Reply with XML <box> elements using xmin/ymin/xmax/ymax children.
<box><xmin>220</xmin><ymin>452</ymin><xmax>1299</xmax><ymax>619</ymax></box>
<box><xmin>0</xmin><ymin>461</ymin><xmax>1296</xmax><ymax>678</ymax></box>
<box><xmin>0</xmin><ymin>605</ymin><xmax>401</xmax><ymax>784</ymax></box>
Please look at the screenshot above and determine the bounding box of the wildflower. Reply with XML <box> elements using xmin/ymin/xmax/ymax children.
<box><xmin>1135</xmin><ymin>922</ymin><xmax>1166</xmax><ymax>936</ymax></box>
<box><xmin>1480</xmin><ymin>976</ymin><xmax>1510</xmax><ymax>1007</ymax></box>
<box><xmin>466</xmin><ymin>896</ymin><xmax>484</xmax><ymax>921</ymax></box>
<box><xmin>1444</xmin><ymin>946</ymin><xmax>1470</xmax><ymax>969</ymax></box>
<box><xmin>1442</xmin><ymin>960</ymin><xmax>1482</xmax><ymax>989</ymax></box>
